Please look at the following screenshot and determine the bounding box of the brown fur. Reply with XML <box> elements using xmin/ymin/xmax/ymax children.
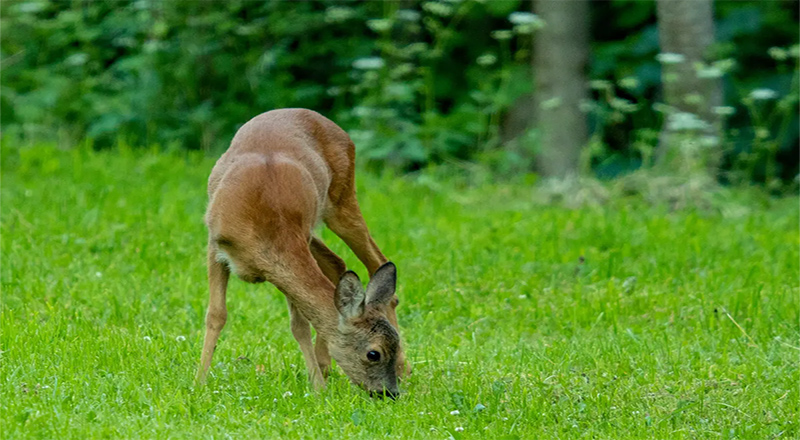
<box><xmin>195</xmin><ymin>109</ymin><xmax>408</xmax><ymax>396</ymax></box>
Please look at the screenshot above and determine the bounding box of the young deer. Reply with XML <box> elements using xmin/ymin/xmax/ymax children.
<box><xmin>195</xmin><ymin>108</ymin><xmax>407</xmax><ymax>398</ymax></box>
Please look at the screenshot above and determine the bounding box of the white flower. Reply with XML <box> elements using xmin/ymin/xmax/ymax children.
<box><xmin>16</xmin><ymin>2</ymin><xmax>47</xmax><ymax>13</ymax></box>
<box><xmin>749</xmin><ymin>88</ymin><xmax>777</xmax><ymax>100</ymax></box>
<box><xmin>788</xmin><ymin>44</ymin><xmax>800</xmax><ymax>59</ymax></box>
<box><xmin>656</xmin><ymin>53</ymin><xmax>686</xmax><ymax>64</ymax></box>
<box><xmin>589</xmin><ymin>80</ymin><xmax>612</xmax><ymax>90</ymax></box>
<box><xmin>513</xmin><ymin>23</ymin><xmax>535</xmax><ymax>34</ymax></box>
<box><xmin>95</xmin><ymin>272</ymin><xmax>103</xmax><ymax>278</ymax></box>
<box><xmin>696</xmin><ymin>66</ymin><xmax>723</xmax><ymax>79</ymax></box>
<box><xmin>610</xmin><ymin>97</ymin><xmax>638</xmax><ymax>113</ymax></box>
<box><xmin>422</xmin><ymin>2</ymin><xmax>453</xmax><ymax>17</ymax></box>
<box><xmin>352</xmin><ymin>106</ymin><xmax>374</xmax><ymax>118</ymax></box>
<box><xmin>324</xmin><ymin>6</ymin><xmax>356</xmax><ymax>24</ymax></box>
<box><xmin>699</xmin><ymin>135</ymin><xmax>720</xmax><ymax>148</ymax></box>
<box><xmin>683</xmin><ymin>93</ymin><xmax>703</xmax><ymax>106</ymax></box>
<box><xmin>476</xmin><ymin>53</ymin><xmax>497</xmax><ymax>66</ymax></box>
<box><xmin>713</xmin><ymin>106</ymin><xmax>736</xmax><ymax>116</ymax></box>
<box><xmin>65</xmin><ymin>53</ymin><xmax>89</xmax><ymax>66</ymax></box>
<box><xmin>508</xmin><ymin>12</ymin><xmax>539</xmax><ymax>25</ymax></box>
<box><xmin>352</xmin><ymin>57</ymin><xmax>385</xmax><ymax>70</ymax></box>
<box><xmin>509</xmin><ymin>12</ymin><xmax>544</xmax><ymax>34</ymax></box>
<box><xmin>768</xmin><ymin>47</ymin><xmax>788</xmax><ymax>61</ymax></box>
<box><xmin>176</xmin><ymin>335</ymin><xmax>186</xmax><ymax>342</ymax></box>
<box><xmin>539</xmin><ymin>97</ymin><xmax>562</xmax><ymax>110</ymax></box>
<box><xmin>396</xmin><ymin>9</ymin><xmax>421</xmax><ymax>22</ymax></box>
<box><xmin>455</xmin><ymin>426</ymin><xmax>464</xmax><ymax>432</ymax></box>
<box><xmin>490</xmin><ymin>30</ymin><xmax>513</xmax><ymax>41</ymax></box>
<box><xmin>666</xmin><ymin>112</ymin><xmax>710</xmax><ymax>131</ymax></box>
<box><xmin>652</xmin><ymin>103</ymin><xmax>672</xmax><ymax>114</ymax></box>
<box><xmin>367</xmin><ymin>19</ymin><xmax>392</xmax><ymax>33</ymax></box>
<box><xmin>712</xmin><ymin>58</ymin><xmax>736</xmax><ymax>74</ymax></box>
<box><xmin>282</xmin><ymin>391</ymin><xmax>293</xmax><ymax>398</ymax></box>
<box><xmin>450</xmin><ymin>410</ymin><xmax>460</xmax><ymax>415</ymax></box>
<box><xmin>143</xmin><ymin>336</ymin><xmax>152</xmax><ymax>342</ymax></box>
<box><xmin>618</xmin><ymin>76</ymin><xmax>639</xmax><ymax>90</ymax></box>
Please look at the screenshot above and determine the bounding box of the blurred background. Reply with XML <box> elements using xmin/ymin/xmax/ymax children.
<box><xmin>2</xmin><ymin>0</ymin><xmax>798</xmax><ymax>189</ymax></box>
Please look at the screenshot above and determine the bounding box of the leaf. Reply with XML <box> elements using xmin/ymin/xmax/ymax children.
<box><xmin>351</xmin><ymin>409</ymin><xmax>365</xmax><ymax>426</ymax></box>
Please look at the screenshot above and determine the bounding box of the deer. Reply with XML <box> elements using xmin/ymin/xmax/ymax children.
<box><xmin>195</xmin><ymin>108</ymin><xmax>408</xmax><ymax>398</ymax></box>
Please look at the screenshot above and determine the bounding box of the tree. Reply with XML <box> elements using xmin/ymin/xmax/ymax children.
<box><xmin>532</xmin><ymin>0</ymin><xmax>590</xmax><ymax>178</ymax></box>
<box><xmin>655</xmin><ymin>0</ymin><xmax>722</xmax><ymax>172</ymax></box>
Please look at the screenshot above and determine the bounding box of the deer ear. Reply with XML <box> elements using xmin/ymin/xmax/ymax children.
<box><xmin>335</xmin><ymin>270</ymin><xmax>365</xmax><ymax>319</ymax></box>
<box><xmin>366</xmin><ymin>262</ymin><xmax>397</xmax><ymax>306</ymax></box>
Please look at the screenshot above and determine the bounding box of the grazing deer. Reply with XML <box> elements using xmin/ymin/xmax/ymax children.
<box><xmin>195</xmin><ymin>108</ymin><xmax>407</xmax><ymax>398</ymax></box>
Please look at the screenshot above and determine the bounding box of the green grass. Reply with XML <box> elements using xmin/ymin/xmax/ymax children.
<box><xmin>2</xmin><ymin>143</ymin><xmax>798</xmax><ymax>439</ymax></box>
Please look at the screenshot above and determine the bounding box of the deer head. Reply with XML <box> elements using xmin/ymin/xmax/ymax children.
<box><xmin>328</xmin><ymin>262</ymin><xmax>401</xmax><ymax>398</ymax></box>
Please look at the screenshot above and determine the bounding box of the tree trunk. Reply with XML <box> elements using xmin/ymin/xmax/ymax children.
<box><xmin>656</xmin><ymin>0</ymin><xmax>722</xmax><ymax>172</ymax></box>
<box><xmin>533</xmin><ymin>0</ymin><xmax>589</xmax><ymax>178</ymax></box>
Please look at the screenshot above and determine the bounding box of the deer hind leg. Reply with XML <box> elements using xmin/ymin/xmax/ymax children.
<box><xmin>196</xmin><ymin>246</ymin><xmax>230</xmax><ymax>384</ymax></box>
<box><xmin>287</xmin><ymin>298</ymin><xmax>326</xmax><ymax>390</ymax></box>
<box><xmin>324</xmin><ymin>194</ymin><xmax>411</xmax><ymax>378</ymax></box>
<box><xmin>308</xmin><ymin>236</ymin><xmax>346</xmax><ymax>377</ymax></box>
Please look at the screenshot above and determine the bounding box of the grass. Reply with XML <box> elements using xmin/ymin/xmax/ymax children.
<box><xmin>1</xmin><ymin>143</ymin><xmax>798</xmax><ymax>439</ymax></box>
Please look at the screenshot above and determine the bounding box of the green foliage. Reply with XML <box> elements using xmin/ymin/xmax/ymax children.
<box><xmin>588</xmin><ymin>0</ymin><xmax>799</xmax><ymax>183</ymax></box>
<box><xmin>1</xmin><ymin>0</ymin><xmax>797</xmax><ymax>179</ymax></box>
<box><xmin>2</xmin><ymin>144</ymin><xmax>798</xmax><ymax>438</ymax></box>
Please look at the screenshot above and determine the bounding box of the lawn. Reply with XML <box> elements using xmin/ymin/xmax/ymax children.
<box><xmin>1</xmin><ymin>144</ymin><xmax>798</xmax><ymax>439</ymax></box>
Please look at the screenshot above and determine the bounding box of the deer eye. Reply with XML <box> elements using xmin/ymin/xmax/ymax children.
<box><xmin>367</xmin><ymin>350</ymin><xmax>381</xmax><ymax>362</ymax></box>
<box><xmin>216</xmin><ymin>237</ymin><xmax>234</xmax><ymax>248</ymax></box>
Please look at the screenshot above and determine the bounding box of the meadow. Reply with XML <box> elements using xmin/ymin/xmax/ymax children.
<box><xmin>1</xmin><ymin>143</ymin><xmax>798</xmax><ymax>439</ymax></box>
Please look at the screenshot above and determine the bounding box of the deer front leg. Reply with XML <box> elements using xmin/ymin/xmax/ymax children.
<box><xmin>287</xmin><ymin>299</ymin><xmax>326</xmax><ymax>390</ymax></box>
<box><xmin>325</xmin><ymin>196</ymin><xmax>387</xmax><ymax>275</ymax></box>
<box><xmin>314</xmin><ymin>334</ymin><xmax>332</xmax><ymax>378</ymax></box>
<box><xmin>308</xmin><ymin>236</ymin><xmax>347</xmax><ymax>377</ymax></box>
<box><xmin>196</xmin><ymin>246</ymin><xmax>230</xmax><ymax>384</ymax></box>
